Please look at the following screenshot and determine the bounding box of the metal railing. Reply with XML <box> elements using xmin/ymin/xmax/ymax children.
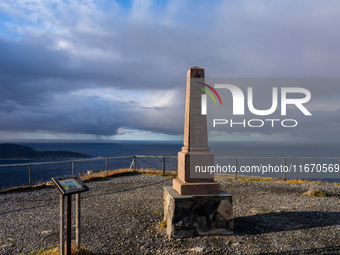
<box><xmin>0</xmin><ymin>155</ymin><xmax>339</xmax><ymax>190</ymax></box>
<box><xmin>0</xmin><ymin>155</ymin><xmax>178</xmax><ymax>190</ymax></box>
<box><xmin>0</xmin><ymin>156</ymin><xmax>134</xmax><ymax>189</ymax></box>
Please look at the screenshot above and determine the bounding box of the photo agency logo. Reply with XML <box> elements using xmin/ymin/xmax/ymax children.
<box><xmin>199</xmin><ymin>80</ymin><xmax>312</xmax><ymax>128</ymax></box>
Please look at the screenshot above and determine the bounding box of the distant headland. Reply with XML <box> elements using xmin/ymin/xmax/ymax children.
<box><xmin>0</xmin><ymin>143</ymin><xmax>92</xmax><ymax>159</ymax></box>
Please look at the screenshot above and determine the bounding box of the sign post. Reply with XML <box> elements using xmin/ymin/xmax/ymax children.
<box><xmin>51</xmin><ymin>175</ymin><xmax>89</xmax><ymax>255</ymax></box>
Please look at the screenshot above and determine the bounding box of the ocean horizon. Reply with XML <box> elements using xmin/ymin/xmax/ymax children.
<box><xmin>0</xmin><ymin>141</ymin><xmax>340</xmax><ymax>190</ymax></box>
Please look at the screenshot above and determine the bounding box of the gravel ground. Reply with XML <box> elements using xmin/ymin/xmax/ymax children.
<box><xmin>1</xmin><ymin>173</ymin><xmax>340</xmax><ymax>254</ymax></box>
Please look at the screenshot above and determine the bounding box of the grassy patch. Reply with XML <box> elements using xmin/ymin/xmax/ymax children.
<box><xmin>158</xmin><ymin>220</ymin><xmax>167</xmax><ymax>229</ymax></box>
<box><xmin>80</xmin><ymin>169</ymin><xmax>133</xmax><ymax>182</ymax></box>
<box><xmin>286</xmin><ymin>179</ymin><xmax>308</xmax><ymax>184</ymax></box>
<box><xmin>137</xmin><ymin>169</ymin><xmax>177</xmax><ymax>177</ymax></box>
<box><xmin>312</xmin><ymin>190</ymin><xmax>328</xmax><ymax>197</ymax></box>
<box><xmin>0</xmin><ymin>168</ymin><xmax>176</xmax><ymax>194</ymax></box>
<box><xmin>237</xmin><ymin>177</ymin><xmax>324</xmax><ymax>184</ymax></box>
<box><xmin>0</xmin><ymin>183</ymin><xmax>48</xmax><ymax>194</ymax></box>
<box><xmin>286</xmin><ymin>179</ymin><xmax>322</xmax><ymax>184</ymax></box>
<box><xmin>301</xmin><ymin>189</ymin><xmax>332</xmax><ymax>197</ymax></box>
<box><xmin>24</xmin><ymin>245</ymin><xmax>92</xmax><ymax>255</ymax></box>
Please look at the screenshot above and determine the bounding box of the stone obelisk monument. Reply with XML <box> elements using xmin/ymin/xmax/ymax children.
<box><xmin>173</xmin><ymin>66</ymin><xmax>220</xmax><ymax>195</ymax></box>
<box><xmin>163</xmin><ymin>67</ymin><xmax>233</xmax><ymax>238</ymax></box>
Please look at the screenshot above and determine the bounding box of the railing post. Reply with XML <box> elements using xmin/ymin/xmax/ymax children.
<box><xmin>163</xmin><ymin>157</ymin><xmax>165</xmax><ymax>176</ymax></box>
<box><xmin>235</xmin><ymin>158</ymin><xmax>238</xmax><ymax>180</ymax></box>
<box><xmin>106</xmin><ymin>158</ymin><xmax>108</xmax><ymax>177</ymax></box>
<box><xmin>29</xmin><ymin>164</ymin><xmax>31</xmax><ymax>187</ymax></box>
<box><xmin>283</xmin><ymin>157</ymin><xmax>286</xmax><ymax>181</ymax></box>
<box><xmin>72</xmin><ymin>161</ymin><xmax>75</xmax><ymax>175</ymax></box>
<box><xmin>133</xmin><ymin>156</ymin><xmax>136</xmax><ymax>172</ymax></box>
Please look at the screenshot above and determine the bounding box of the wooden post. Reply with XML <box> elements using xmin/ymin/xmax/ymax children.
<box><xmin>60</xmin><ymin>194</ymin><xmax>65</xmax><ymax>255</ymax></box>
<box><xmin>72</xmin><ymin>161</ymin><xmax>75</xmax><ymax>175</ymax></box>
<box><xmin>76</xmin><ymin>193</ymin><xmax>81</xmax><ymax>250</ymax></box>
<box><xmin>67</xmin><ymin>195</ymin><xmax>72</xmax><ymax>255</ymax></box>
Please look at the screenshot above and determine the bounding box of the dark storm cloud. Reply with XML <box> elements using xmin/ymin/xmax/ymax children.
<box><xmin>1</xmin><ymin>0</ymin><xmax>340</xmax><ymax>140</ymax></box>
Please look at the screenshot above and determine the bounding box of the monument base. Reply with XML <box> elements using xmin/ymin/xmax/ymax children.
<box><xmin>163</xmin><ymin>186</ymin><xmax>233</xmax><ymax>239</ymax></box>
<box><xmin>173</xmin><ymin>178</ymin><xmax>220</xmax><ymax>195</ymax></box>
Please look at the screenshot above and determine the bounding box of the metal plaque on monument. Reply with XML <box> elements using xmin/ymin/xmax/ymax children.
<box><xmin>163</xmin><ymin>67</ymin><xmax>234</xmax><ymax>239</ymax></box>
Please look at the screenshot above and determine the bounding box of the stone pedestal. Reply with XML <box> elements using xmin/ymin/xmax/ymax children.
<box><xmin>164</xmin><ymin>187</ymin><xmax>233</xmax><ymax>239</ymax></box>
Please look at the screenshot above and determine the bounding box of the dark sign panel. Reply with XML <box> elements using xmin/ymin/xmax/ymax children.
<box><xmin>51</xmin><ymin>175</ymin><xmax>89</xmax><ymax>195</ymax></box>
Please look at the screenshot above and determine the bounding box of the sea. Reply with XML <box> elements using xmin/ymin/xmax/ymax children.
<box><xmin>0</xmin><ymin>141</ymin><xmax>340</xmax><ymax>190</ymax></box>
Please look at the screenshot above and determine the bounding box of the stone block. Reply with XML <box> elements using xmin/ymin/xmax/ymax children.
<box><xmin>195</xmin><ymin>216</ymin><xmax>212</xmax><ymax>232</ymax></box>
<box><xmin>174</xmin><ymin>213</ymin><xmax>195</xmax><ymax>227</ymax></box>
<box><xmin>173</xmin><ymin>202</ymin><xmax>193</xmax><ymax>219</ymax></box>
<box><xmin>177</xmin><ymin>151</ymin><xmax>215</xmax><ymax>182</ymax></box>
<box><xmin>87</xmin><ymin>170</ymin><xmax>101</xmax><ymax>175</ymax></box>
<box><xmin>193</xmin><ymin>199</ymin><xmax>220</xmax><ymax>216</ymax></box>
<box><xmin>164</xmin><ymin>186</ymin><xmax>233</xmax><ymax>239</ymax></box>
<box><xmin>173</xmin><ymin>228</ymin><xmax>199</xmax><ymax>239</ymax></box>
<box><xmin>215</xmin><ymin>215</ymin><xmax>229</xmax><ymax>228</ymax></box>
<box><xmin>173</xmin><ymin>178</ymin><xmax>220</xmax><ymax>195</ymax></box>
<box><xmin>217</xmin><ymin>198</ymin><xmax>233</xmax><ymax>220</ymax></box>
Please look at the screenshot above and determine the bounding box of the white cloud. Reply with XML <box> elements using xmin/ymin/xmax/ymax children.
<box><xmin>70</xmin><ymin>87</ymin><xmax>177</xmax><ymax>108</ymax></box>
<box><xmin>1</xmin><ymin>0</ymin><xmax>340</xmax><ymax>141</ymax></box>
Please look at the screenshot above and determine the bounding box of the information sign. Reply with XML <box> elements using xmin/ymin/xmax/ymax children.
<box><xmin>51</xmin><ymin>175</ymin><xmax>89</xmax><ymax>196</ymax></box>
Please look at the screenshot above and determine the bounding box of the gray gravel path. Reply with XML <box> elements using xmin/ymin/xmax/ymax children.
<box><xmin>1</xmin><ymin>173</ymin><xmax>340</xmax><ymax>254</ymax></box>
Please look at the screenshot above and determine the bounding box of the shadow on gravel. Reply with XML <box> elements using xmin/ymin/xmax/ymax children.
<box><xmin>235</xmin><ymin>211</ymin><xmax>340</xmax><ymax>235</ymax></box>
<box><xmin>264</xmin><ymin>245</ymin><xmax>340</xmax><ymax>254</ymax></box>
<box><xmin>0</xmin><ymin>176</ymin><xmax>172</xmax><ymax>215</ymax></box>
<box><xmin>83</xmin><ymin>178</ymin><xmax>172</xmax><ymax>199</ymax></box>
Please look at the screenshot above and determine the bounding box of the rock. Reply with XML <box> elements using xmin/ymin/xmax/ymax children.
<box><xmin>7</xmin><ymin>238</ymin><xmax>15</xmax><ymax>242</ymax></box>
<box><xmin>173</xmin><ymin>202</ymin><xmax>193</xmax><ymax>218</ymax></box>
<box><xmin>250</xmin><ymin>208</ymin><xmax>277</xmax><ymax>214</ymax></box>
<box><xmin>0</xmin><ymin>243</ymin><xmax>13</xmax><ymax>248</ymax></box>
<box><xmin>191</xmin><ymin>247</ymin><xmax>205</xmax><ymax>252</ymax></box>
<box><xmin>232</xmin><ymin>241</ymin><xmax>240</xmax><ymax>246</ymax></box>
<box><xmin>141</xmin><ymin>244</ymin><xmax>149</xmax><ymax>250</ymax></box>
<box><xmin>195</xmin><ymin>216</ymin><xmax>212</xmax><ymax>232</ymax></box>
<box><xmin>215</xmin><ymin>215</ymin><xmax>229</xmax><ymax>228</ymax></box>
<box><xmin>174</xmin><ymin>213</ymin><xmax>195</xmax><ymax>227</ymax></box>
<box><xmin>301</xmin><ymin>187</ymin><xmax>332</xmax><ymax>197</ymax></box>
<box><xmin>217</xmin><ymin>199</ymin><xmax>233</xmax><ymax>220</ymax></box>
<box><xmin>79</xmin><ymin>172</ymin><xmax>87</xmax><ymax>176</ymax></box>
<box><xmin>193</xmin><ymin>200</ymin><xmax>220</xmax><ymax>216</ymax></box>
<box><xmin>41</xmin><ymin>230</ymin><xmax>52</xmax><ymax>235</ymax></box>
<box><xmin>164</xmin><ymin>187</ymin><xmax>234</xmax><ymax>238</ymax></box>
<box><xmin>87</xmin><ymin>170</ymin><xmax>101</xmax><ymax>175</ymax></box>
<box><xmin>173</xmin><ymin>228</ymin><xmax>199</xmax><ymax>239</ymax></box>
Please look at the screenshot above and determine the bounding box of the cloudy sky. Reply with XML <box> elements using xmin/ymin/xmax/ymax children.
<box><xmin>1</xmin><ymin>0</ymin><xmax>340</xmax><ymax>142</ymax></box>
